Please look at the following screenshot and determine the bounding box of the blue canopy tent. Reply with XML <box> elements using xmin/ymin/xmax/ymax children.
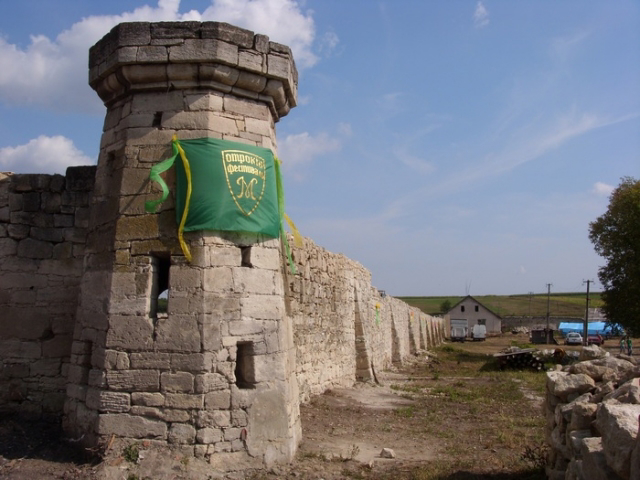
<box><xmin>557</xmin><ymin>322</ymin><xmax>609</xmax><ymax>335</ymax></box>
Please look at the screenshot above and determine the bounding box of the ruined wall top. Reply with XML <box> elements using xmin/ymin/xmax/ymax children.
<box><xmin>89</xmin><ymin>22</ymin><xmax>298</xmax><ymax>120</ymax></box>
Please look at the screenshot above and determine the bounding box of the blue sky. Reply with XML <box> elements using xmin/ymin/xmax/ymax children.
<box><xmin>0</xmin><ymin>0</ymin><xmax>638</xmax><ymax>296</ymax></box>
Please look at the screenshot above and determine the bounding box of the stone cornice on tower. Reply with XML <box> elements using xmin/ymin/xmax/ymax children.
<box><xmin>89</xmin><ymin>22</ymin><xmax>298</xmax><ymax>121</ymax></box>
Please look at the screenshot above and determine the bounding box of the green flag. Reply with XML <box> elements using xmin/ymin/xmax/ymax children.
<box><xmin>174</xmin><ymin>137</ymin><xmax>280</xmax><ymax>238</ymax></box>
<box><xmin>146</xmin><ymin>136</ymin><xmax>297</xmax><ymax>269</ymax></box>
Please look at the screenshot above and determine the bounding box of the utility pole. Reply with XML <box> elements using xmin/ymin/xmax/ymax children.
<box><xmin>546</xmin><ymin>284</ymin><xmax>552</xmax><ymax>344</ymax></box>
<box><xmin>583</xmin><ymin>280</ymin><xmax>594</xmax><ymax>345</ymax></box>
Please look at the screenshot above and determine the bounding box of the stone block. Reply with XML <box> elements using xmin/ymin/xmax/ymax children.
<box><xmin>131</xmin><ymin>392</ymin><xmax>165</xmax><ymax>407</ymax></box>
<box><xmin>546</xmin><ymin>371</ymin><xmax>596</xmax><ymax>400</ymax></box>
<box><xmin>199</xmin><ymin>64</ymin><xmax>238</xmax><ymax>88</ymax></box>
<box><xmin>169</xmin><ymin>265</ymin><xmax>202</xmax><ymax>291</ymax></box>
<box><xmin>88</xmin><ymin>369</ymin><xmax>107</xmax><ymax>387</ymax></box>
<box><xmin>197</xmin><ymin>410</ymin><xmax>230</xmax><ymax>428</ymax></box>
<box><xmin>195</xmin><ymin>373</ymin><xmax>227</xmax><ymax>393</ymax></box>
<box><xmin>238</xmin><ymin>51</ymin><xmax>265</xmax><ymax>74</ymax></box>
<box><xmin>581</xmin><ymin>436</ymin><xmax>624</xmax><ymax>480</ymax></box>
<box><xmin>0</xmin><ymin>237</ymin><xmax>17</xmax><ymax>256</ymax></box>
<box><xmin>596</xmin><ymin>402</ymin><xmax>640</xmax><ymax>479</ymax></box>
<box><xmin>1</xmin><ymin>362</ymin><xmax>30</xmax><ymax>378</ymax></box>
<box><xmin>106</xmin><ymin>370</ymin><xmax>159</xmax><ymax>392</ymax></box>
<box><xmin>30</xmin><ymin>358</ymin><xmax>61</xmax><ymax>377</ymax></box>
<box><xmin>232</xmin><ymin>268</ymin><xmax>275</xmax><ymax>295</ymax></box>
<box><xmin>66</xmin><ymin>364</ymin><xmax>90</xmax><ymax>385</ymax></box>
<box><xmin>115</xmin><ymin>215</ymin><xmax>159</xmax><ymax>241</ymax></box>
<box><xmin>161</xmin><ymin>408</ymin><xmax>190</xmax><ymax>423</ymax></box>
<box><xmin>241</xmin><ymin>295</ymin><xmax>283</xmax><ymax>320</ymax></box>
<box><xmin>30</xmin><ymin>227</ymin><xmax>64</xmax><ymax>243</ymax></box>
<box><xmin>136</xmin><ymin>45</ymin><xmax>168</xmax><ymax>62</ymax></box>
<box><xmin>168</xmin><ymin>423</ymin><xmax>196</xmax><ymax>444</ymax></box>
<box><xmin>85</xmin><ymin>389</ymin><xmax>131</xmax><ymax>413</ymax></box>
<box><xmin>201</xmin><ymin>22</ymin><xmax>254</xmax><ymax>48</ymax></box>
<box><xmin>105</xmin><ymin>315</ymin><xmax>154</xmax><ymax>351</ymax></box>
<box><xmin>161</xmin><ymin>372</ymin><xmax>194</xmax><ymax>393</ymax></box>
<box><xmin>154</xmin><ymin>315</ymin><xmax>201</xmax><ymax>353</ymax></box>
<box><xmin>186</xmin><ymin>93</ymin><xmax>223</xmax><ymax>112</ymax></box>
<box><xmin>0</xmin><ymin>339</ymin><xmax>42</xmax><ymax>360</ymax></box>
<box><xmin>0</xmin><ymin>308</ymin><xmax>50</xmax><ymax>339</ymax></box>
<box><xmin>22</xmin><ymin>192</ymin><xmax>41</xmax><ymax>211</ymax></box>
<box><xmin>164</xmin><ymin>393</ymin><xmax>204</xmax><ymax>409</ymax></box>
<box><xmin>17</xmin><ymin>238</ymin><xmax>53</xmax><ymax>259</ymax></box>
<box><xmin>196</xmin><ymin>427</ymin><xmax>223</xmax><ymax>444</ymax></box>
<box><xmin>205</xmin><ymin>390</ymin><xmax>231</xmax><ymax>409</ymax></box>
<box><xmin>228</xmin><ymin>318</ymin><xmax>265</xmax><ymax>336</ymax></box>
<box><xmin>130</xmin><ymin>352</ymin><xmax>171</xmax><ymax>369</ymax></box>
<box><xmin>223</xmin><ymin>96</ymin><xmax>269</xmax><ymax>121</ymax></box>
<box><xmin>171</xmin><ymin>353</ymin><xmax>208</xmax><ymax>372</ymax></box>
<box><xmin>231</xmin><ymin>409</ymin><xmax>248</xmax><ymax>427</ymax></box>
<box><xmin>168</xmin><ymin>39</ymin><xmax>238</xmax><ymax>65</ymax></box>
<box><xmin>223</xmin><ymin>427</ymin><xmax>242</xmax><ymax>441</ymax></box>
<box><xmin>97</xmin><ymin>413</ymin><xmax>167</xmax><ymax>439</ymax></box>
<box><xmin>161</xmin><ymin>110</ymin><xmax>212</xmax><ymax>130</ymax></box>
<box><xmin>244</xmin><ymin>118</ymin><xmax>274</xmax><ymax>140</ymax></box>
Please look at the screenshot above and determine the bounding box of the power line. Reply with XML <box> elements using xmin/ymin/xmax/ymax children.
<box><xmin>583</xmin><ymin>279</ymin><xmax>595</xmax><ymax>345</ymax></box>
<box><xmin>545</xmin><ymin>283</ymin><xmax>552</xmax><ymax>343</ymax></box>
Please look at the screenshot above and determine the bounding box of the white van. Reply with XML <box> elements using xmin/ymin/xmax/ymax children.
<box><xmin>472</xmin><ymin>324</ymin><xmax>487</xmax><ymax>341</ymax></box>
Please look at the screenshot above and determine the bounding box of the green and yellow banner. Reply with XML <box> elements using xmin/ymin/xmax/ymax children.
<box><xmin>145</xmin><ymin>136</ymin><xmax>299</xmax><ymax>269</ymax></box>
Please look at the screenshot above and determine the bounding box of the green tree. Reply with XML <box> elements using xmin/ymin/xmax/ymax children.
<box><xmin>589</xmin><ymin>177</ymin><xmax>640</xmax><ymax>335</ymax></box>
<box><xmin>440</xmin><ymin>299</ymin><xmax>452</xmax><ymax>313</ymax></box>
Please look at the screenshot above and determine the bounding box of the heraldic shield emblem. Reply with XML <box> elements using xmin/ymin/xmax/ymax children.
<box><xmin>222</xmin><ymin>149</ymin><xmax>267</xmax><ymax>216</ymax></box>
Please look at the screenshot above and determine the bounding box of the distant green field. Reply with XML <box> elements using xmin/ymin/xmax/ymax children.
<box><xmin>397</xmin><ymin>292</ymin><xmax>603</xmax><ymax>317</ymax></box>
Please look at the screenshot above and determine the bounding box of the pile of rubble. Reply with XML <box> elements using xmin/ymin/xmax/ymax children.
<box><xmin>545</xmin><ymin>345</ymin><xmax>640</xmax><ymax>479</ymax></box>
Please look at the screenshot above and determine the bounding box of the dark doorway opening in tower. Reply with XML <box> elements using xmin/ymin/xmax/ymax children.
<box><xmin>235</xmin><ymin>342</ymin><xmax>256</xmax><ymax>389</ymax></box>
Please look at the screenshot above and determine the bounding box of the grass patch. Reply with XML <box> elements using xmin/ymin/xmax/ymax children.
<box><xmin>395</xmin><ymin>406</ymin><xmax>415</xmax><ymax>418</ymax></box>
<box><xmin>398</xmin><ymin>292</ymin><xmax>602</xmax><ymax>316</ymax></box>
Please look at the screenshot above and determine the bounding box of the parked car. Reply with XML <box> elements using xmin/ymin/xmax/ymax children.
<box><xmin>564</xmin><ymin>332</ymin><xmax>583</xmax><ymax>345</ymax></box>
<box><xmin>587</xmin><ymin>334</ymin><xmax>605</xmax><ymax>346</ymax></box>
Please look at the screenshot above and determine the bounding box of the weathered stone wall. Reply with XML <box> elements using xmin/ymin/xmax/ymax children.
<box><xmin>0</xmin><ymin>167</ymin><xmax>95</xmax><ymax>417</ymax></box>
<box><xmin>287</xmin><ymin>238</ymin><xmax>444</xmax><ymax>403</ymax></box>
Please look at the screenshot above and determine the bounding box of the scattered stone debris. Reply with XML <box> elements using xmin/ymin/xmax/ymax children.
<box><xmin>544</xmin><ymin>346</ymin><xmax>640</xmax><ymax>480</ymax></box>
<box><xmin>380</xmin><ymin>448</ymin><xmax>396</xmax><ymax>459</ymax></box>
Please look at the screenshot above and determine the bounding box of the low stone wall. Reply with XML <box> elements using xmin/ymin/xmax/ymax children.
<box><xmin>0</xmin><ymin>167</ymin><xmax>95</xmax><ymax>417</ymax></box>
<box><xmin>287</xmin><ymin>237</ymin><xmax>444</xmax><ymax>403</ymax></box>
<box><xmin>545</xmin><ymin>346</ymin><xmax>640</xmax><ymax>479</ymax></box>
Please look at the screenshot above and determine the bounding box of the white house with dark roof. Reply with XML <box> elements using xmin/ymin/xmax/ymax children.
<box><xmin>446</xmin><ymin>295</ymin><xmax>502</xmax><ymax>337</ymax></box>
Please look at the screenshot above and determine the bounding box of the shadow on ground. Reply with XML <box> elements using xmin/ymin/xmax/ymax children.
<box><xmin>0</xmin><ymin>413</ymin><xmax>93</xmax><ymax>465</ymax></box>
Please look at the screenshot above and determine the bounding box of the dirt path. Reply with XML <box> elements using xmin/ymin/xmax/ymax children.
<box><xmin>1</xmin><ymin>336</ymin><xmax>550</xmax><ymax>479</ymax></box>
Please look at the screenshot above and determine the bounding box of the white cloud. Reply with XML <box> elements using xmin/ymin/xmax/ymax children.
<box><xmin>201</xmin><ymin>0</ymin><xmax>317</xmax><ymax>68</ymax></box>
<box><xmin>592</xmin><ymin>182</ymin><xmax>614</xmax><ymax>197</ymax></box>
<box><xmin>277</xmin><ymin>131</ymin><xmax>341</xmax><ymax>169</ymax></box>
<box><xmin>392</xmin><ymin>148</ymin><xmax>435</xmax><ymax>175</ymax></box>
<box><xmin>318</xmin><ymin>31</ymin><xmax>339</xmax><ymax>57</ymax></box>
<box><xmin>0</xmin><ymin>0</ymin><xmax>318</xmax><ymax>112</ymax></box>
<box><xmin>0</xmin><ymin>135</ymin><xmax>93</xmax><ymax>174</ymax></box>
<box><xmin>473</xmin><ymin>2</ymin><xmax>489</xmax><ymax>28</ymax></box>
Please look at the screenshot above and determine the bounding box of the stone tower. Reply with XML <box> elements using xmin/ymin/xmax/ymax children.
<box><xmin>63</xmin><ymin>21</ymin><xmax>300</xmax><ymax>467</ymax></box>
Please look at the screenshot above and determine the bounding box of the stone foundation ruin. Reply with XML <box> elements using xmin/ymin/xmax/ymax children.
<box><xmin>545</xmin><ymin>346</ymin><xmax>640</xmax><ymax>479</ymax></box>
<box><xmin>0</xmin><ymin>21</ymin><xmax>444</xmax><ymax>468</ymax></box>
